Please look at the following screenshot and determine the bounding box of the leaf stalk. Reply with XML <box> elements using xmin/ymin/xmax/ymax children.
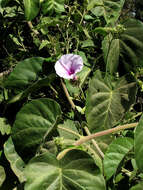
<box><xmin>74</xmin><ymin>123</ymin><xmax>138</xmax><ymax>146</ymax></box>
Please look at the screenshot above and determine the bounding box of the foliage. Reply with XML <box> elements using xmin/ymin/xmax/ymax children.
<box><xmin>24</xmin><ymin>150</ymin><xmax>106</xmax><ymax>190</ymax></box>
<box><xmin>0</xmin><ymin>0</ymin><xmax>143</xmax><ymax>189</ymax></box>
<box><xmin>86</xmin><ymin>70</ymin><xmax>137</xmax><ymax>132</ymax></box>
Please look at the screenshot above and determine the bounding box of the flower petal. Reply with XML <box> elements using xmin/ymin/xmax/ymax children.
<box><xmin>55</xmin><ymin>60</ymin><xmax>72</xmax><ymax>79</ymax></box>
<box><xmin>70</xmin><ymin>56</ymin><xmax>83</xmax><ymax>74</ymax></box>
<box><xmin>55</xmin><ymin>54</ymin><xmax>83</xmax><ymax>79</ymax></box>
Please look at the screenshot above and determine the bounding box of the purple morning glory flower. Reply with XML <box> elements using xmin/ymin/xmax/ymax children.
<box><xmin>55</xmin><ymin>54</ymin><xmax>83</xmax><ymax>79</ymax></box>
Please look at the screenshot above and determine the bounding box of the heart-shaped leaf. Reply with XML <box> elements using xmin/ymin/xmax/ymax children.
<box><xmin>135</xmin><ymin>114</ymin><xmax>143</xmax><ymax>172</ymax></box>
<box><xmin>58</xmin><ymin>120</ymin><xmax>103</xmax><ymax>171</ymax></box>
<box><xmin>12</xmin><ymin>98</ymin><xmax>61</xmax><ymax>160</ymax></box>
<box><xmin>24</xmin><ymin>150</ymin><xmax>106</xmax><ymax>190</ymax></box>
<box><xmin>86</xmin><ymin>70</ymin><xmax>137</xmax><ymax>132</ymax></box>
<box><xmin>103</xmin><ymin>137</ymin><xmax>134</xmax><ymax>180</ymax></box>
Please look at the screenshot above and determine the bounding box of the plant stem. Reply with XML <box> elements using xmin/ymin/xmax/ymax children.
<box><xmin>84</xmin><ymin>127</ymin><xmax>104</xmax><ymax>159</ymax></box>
<box><xmin>74</xmin><ymin>123</ymin><xmax>138</xmax><ymax>146</ymax></box>
<box><xmin>27</xmin><ymin>21</ymin><xmax>39</xmax><ymax>35</ymax></box>
<box><xmin>60</xmin><ymin>78</ymin><xmax>76</xmax><ymax>110</ymax></box>
<box><xmin>49</xmin><ymin>84</ymin><xmax>58</xmax><ymax>96</ymax></box>
<box><xmin>79</xmin><ymin>9</ymin><xmax>86</xmax><ymax>25</ymax></box>
<box><xmin>57</xmin><ymin>122</ymin><xmax>138</xmax><ymax>160</ymax></box>
<box><xmin>57</xmin><ymin>148</ymin><xmax>73</xmax><ymax>160</ymax></box>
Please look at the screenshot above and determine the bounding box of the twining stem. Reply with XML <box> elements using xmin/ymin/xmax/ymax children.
<box><xmin>74</xmin><ymin>123</ymin><xmax>138</xmax><ymax>146</ymax></box>
<box><xmin>84</xmin><ymin>127</ymin><xmax>104</xmax><ymax>159</ymax></box>
<box><xmin>60</xmin><ymin>78</ymin><xmax>76</xmax><ymax>110</ymax></box>
<box><xmin>57</xmin><ymin>122</ymin><xmax>138</xmax><ymax>160</ymax></box>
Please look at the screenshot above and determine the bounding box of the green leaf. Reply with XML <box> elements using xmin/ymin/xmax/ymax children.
<box><xmin>81</xmin><ymin>39</ymin><xmax>95</xmax><ymax>48</ymax></box>
<box><xmin>7</xmin><ymin>74</ymin><xmax>55</xmax><ymax>104</ymax></box>
<box><xmin>77</xmin><ymin>51</ymin><xmax>90</xmax><ymax>66</ymax></box>
<box><xmin>94</xmin><ymin>27</ymin><xmax>109</xmax><ymax>36</ymax></box>
<box><xmin>65</xmin><ymin>80</ymin><xmax>80</xmax><ymax>98</ymax></box>
<box><xmin>103</xmin><ymin>137</ymin><xmax>134</xmax><ymax>180</ymax></box>
<box><xmin>58</xmin><ymin>120</ymin><xmax>103</xmax><ymax>172</ymax></box>
<box><xmin>4</xmin><ymin>137</ymin><xmax>26</xmax><ymax>183</ymax></box>
<box><xmin>120</xmin><ymin>19</ymin><xmax>143</xmax><ymax>69</ymax></box>
<box><xmin>86</xmin><ymin>70</ymin><xmax>137</xmax><ymax>132</ymax></box>
<box><xmin>9</xmin><ymin>34</ymin><xmax>23</xmax><ymax>47</ymax></box>
<box><xmin>130</xmin><ymin>182</ymin><xmax>143</xmax><ymax>190</ymax></box>
<box><xmin>39</xmin><ymin>40</ymin><xmax>50</xmax><ymax>50</ymax></box>
<box><xmin>42</xmin><ymin>0</ymin><xmax>65</xmax><ymax>15</ymax></box>
<box><xmin>0</xmin><ymin>117</ymin><xmax>11</xmax><ymax>135</ymax></box>
<box><xmin>77</xmin><ymin>66</ymin><xmax>91</xmax><ymax>88</ymax></box>
<box><xmin>57</xmin><ymin>120</ymin><xmax>81</xmax><ymax>150</ymax></box>
<box><xmin>135</xmin><ymin>114</ymin><xmax>143</xmax><ymax>172</ymax></box>
<box><xmin>4</xmin><ymin>57</ymin><xmax>44</xmax><ymax>90</ymax></box>
<box><xmin>87</xmin><ymin>0</ymin><xmax>125</xmax><ymax>24</ymax></box>
<box><xmin>12</xmin><ymin>98</ymin><xmax>61</xmax><ymax>160</ymax></box>
<box><xmin>58</xmin><ymin>120</ymin><xmax>80</xmax><ymax>143</ymax></box>
<box><xmin>102</xmin><ymin>35</ymin><xmax>119</xmax><ymax>75</ymax></box>
<box><xmin>37</xmin><ymin>17</ymin><xmax>61</xmax><ymax>31</ymax></box>
<box><xmin>84</xmin><ymin>14</ymin><xmax>95</xmax><ymax>20</ymax></box>
<box><xmin>102</xmin><ymin>19</ymin><xmax>143</xmax><ymax>74</ymax></box>
<box><xmin>24</xmin><ymin>150</ymin><xmax>106</xmax><ymax>190</ymax></box>
<box><xmin>24</xmin><ymin>0</ymin><xmax>40</xmax><ymax>21</ymax></box>
<box><xmin>0</xmin><ymin>166</ymin><xmax>5</xmax><ymax>187</ymax></box>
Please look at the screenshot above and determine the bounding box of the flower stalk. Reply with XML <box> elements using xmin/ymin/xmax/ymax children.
<box><xmin>74</xmin><ymin>123</ymin><xmax>138</xmax><ymax>146</ymax></box>
<box><xmin>60</xmin><ymin>78</ymin><xmax>76</xmax><ymax>110</ymax></box>
<box><xmin>57</xmin><ymin>122</ymin><xmax>138</xmax><ymax>160</ymax></box>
